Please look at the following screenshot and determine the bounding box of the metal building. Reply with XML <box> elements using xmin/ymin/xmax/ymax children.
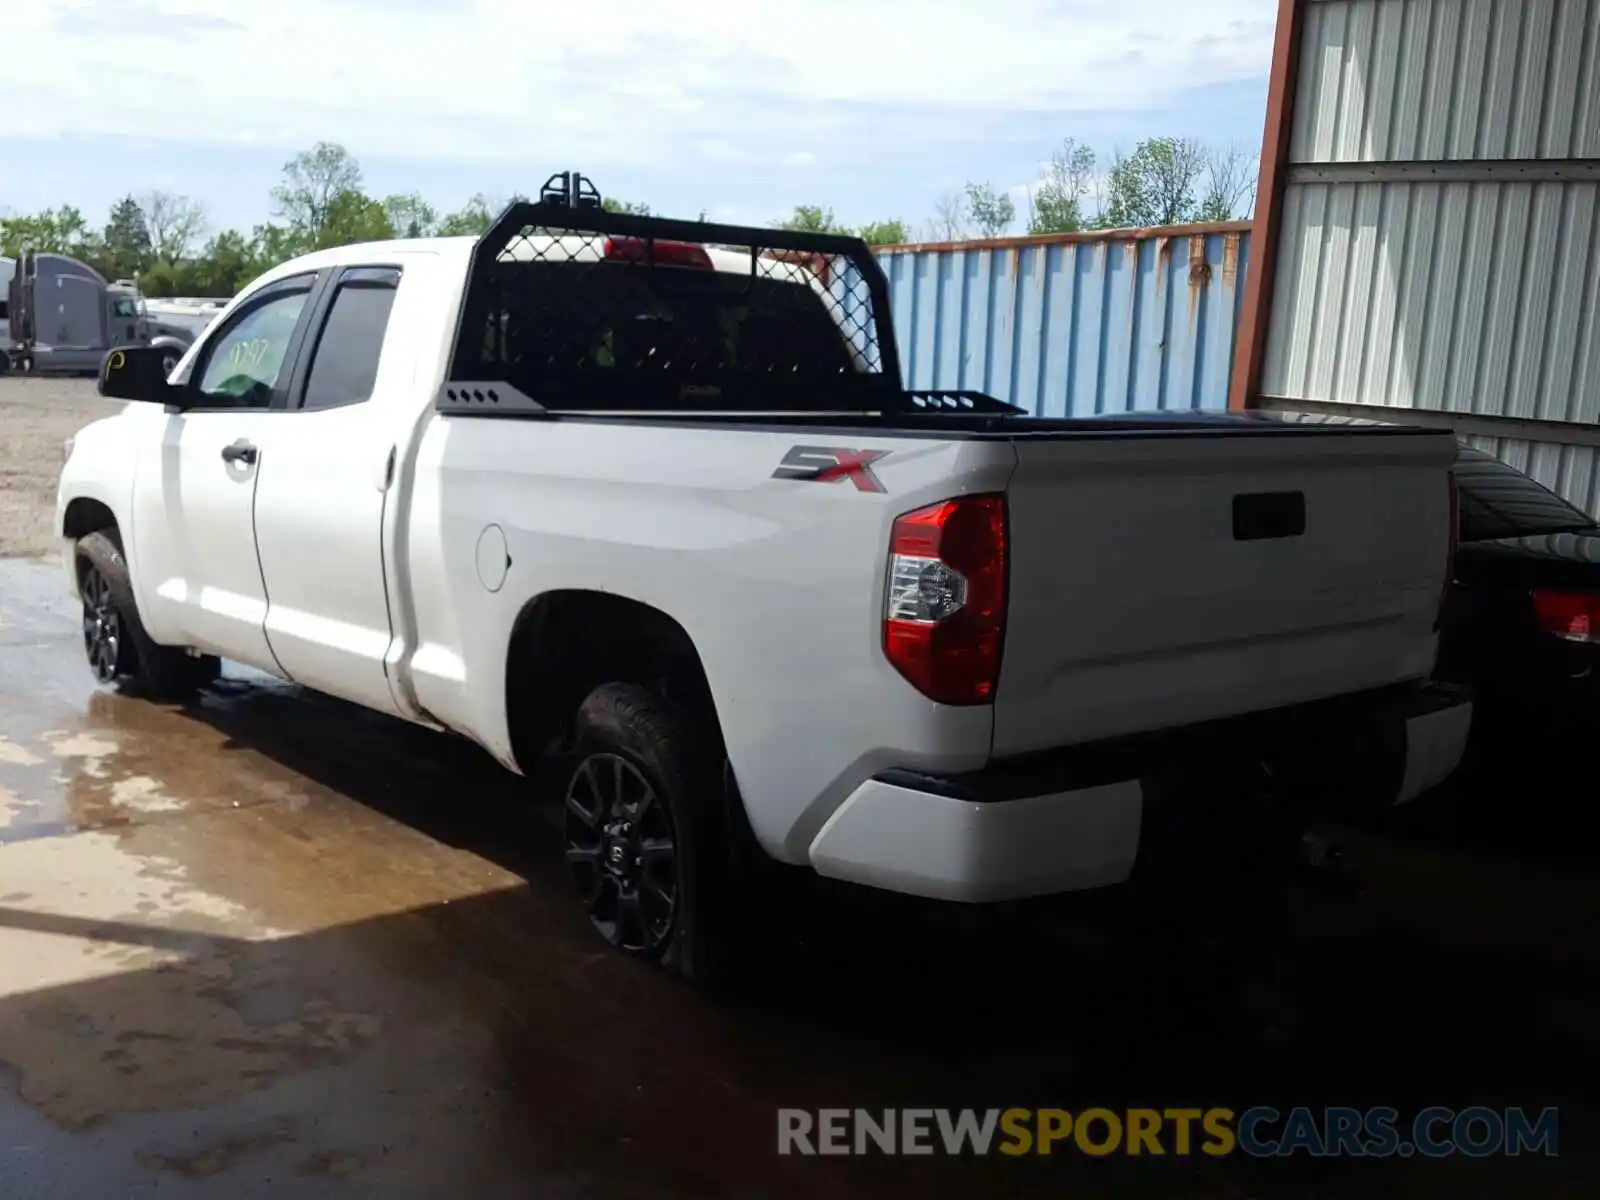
<box><xmin>1234</xmin><ymin>0</ymin><xmax>1600</xmax><ymax>516</ymax></box>
<box><xmin>875</xmin><ymin>223</ymin><xmax>1250</xmax><ymax>417</ymax></box>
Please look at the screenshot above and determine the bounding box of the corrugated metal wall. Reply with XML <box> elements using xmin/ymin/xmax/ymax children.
<box><xmin>875</xmin><ymin>225</ymin><xmax>1249</xmax><ymax>417</ymax></box>
<box><xmin>1256</xmin><ymin>0</ymin><xmax>1600</xmax><ymax>515</ymax></box>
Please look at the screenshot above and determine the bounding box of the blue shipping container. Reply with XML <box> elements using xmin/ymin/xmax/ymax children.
<box><xmin>874</xmin><ymin>223</ymin><xmax>1251</xmax><ymax>416</ymax></box>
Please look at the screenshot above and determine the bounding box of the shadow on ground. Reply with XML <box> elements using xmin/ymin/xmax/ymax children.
<box><xmin>3</xmin><ymin>675</ymin><xmax>1596</xmax><ymax>1198</ymax></box>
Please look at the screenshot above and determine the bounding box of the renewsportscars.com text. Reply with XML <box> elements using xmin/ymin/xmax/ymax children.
<box><xmin>776</xmin><ymin>1106</ymin><xmax>1560</xmax><ymax>1158</ymax></box>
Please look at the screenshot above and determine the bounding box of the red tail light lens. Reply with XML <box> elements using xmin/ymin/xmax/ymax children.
<box><xmin>603</xmin><ymin>236</ymin><xmax>713</xmax><ymax>269</ymax></box>
<box><xmin>1532</xmin><ymin>590</ymin><xmax>1599</xmax><ymax>644</ymax></box>
<box><xmin>883</xmin><ymin>494</ymin><xmax>1007</xmax><ymax>705</ymax></box>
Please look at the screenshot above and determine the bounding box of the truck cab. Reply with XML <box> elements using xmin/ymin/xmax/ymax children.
<box><xmin>6</xmin><ymin>251</ymin><xmax>193</xmax><ymax>374</ymax></box>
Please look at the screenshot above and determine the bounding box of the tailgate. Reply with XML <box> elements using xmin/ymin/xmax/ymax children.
<box><xmin>993</xmin><ymin>426</ymin><xmax>1458</xmax><ymax>757</ymax></box>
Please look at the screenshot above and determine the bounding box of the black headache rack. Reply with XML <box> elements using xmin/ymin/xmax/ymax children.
<box><xmin>436</xmin><ymin>171</ymin><xmax>1023</xmax><ymax>420</ymax></box>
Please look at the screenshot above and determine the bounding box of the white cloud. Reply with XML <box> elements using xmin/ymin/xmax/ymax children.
<box><xmin>5</xmin><ymin>0</ymin><xmax>1275</xmax><ymax>167</ymax></box>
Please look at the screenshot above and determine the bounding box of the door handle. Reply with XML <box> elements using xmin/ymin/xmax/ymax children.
<box><xmin>221</xmin><ymin>441</ymin><xmax>258</xmax><ymax>465</ymax></box>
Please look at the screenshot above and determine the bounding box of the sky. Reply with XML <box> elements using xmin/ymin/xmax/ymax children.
<box><xmin>1</xmin><ymin>0</ymin><xmax>1279</xmax><ymax>239</ymax></box>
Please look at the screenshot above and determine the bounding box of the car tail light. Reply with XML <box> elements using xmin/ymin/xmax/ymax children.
<box><xmin>1532</xmin><ymin>590</ymin><xmax>1600</xmax><ymax>644</ymax></box>
<box><xmin>883</xmin><ymin>494</ymin><xmax>1007</xmax><ymax>705</ymax></box>
<box><xmin>603</xmin><ymin>236</ymin><xmax>712</xmax><ymax>270</ymax></box>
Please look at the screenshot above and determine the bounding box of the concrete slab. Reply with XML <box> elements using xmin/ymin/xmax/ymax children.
<box><xmin>0</xmin><ymin>556</ymin><xmax>1593</xmax><ymax>1199</ymax></box>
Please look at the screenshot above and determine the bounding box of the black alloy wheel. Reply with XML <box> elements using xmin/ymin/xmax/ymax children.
<box><xmin>80</xmin><ymin>562</ymin><xmax>125</xmax><ymax>683</ymax></box>
<box><xmin>564</xmin><ymin>751</ymin><xmax>680</xmax><ymax>954</ymax></box>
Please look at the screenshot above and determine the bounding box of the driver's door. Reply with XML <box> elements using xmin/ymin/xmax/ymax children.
<box><xmin>129</xmin><ymin>272</ymin><xmax>322</xmax><ymax>671</ymax></box>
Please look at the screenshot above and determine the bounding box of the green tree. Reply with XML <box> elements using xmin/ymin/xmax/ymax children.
<box><xmin>436</xmin><ymin>194</ymin><xmax>498</xmax><ymax>237</ymax></box>
<box><xmin>249</xmin><ymin>222</ymin><xmax>310</xmax><ymax>271</ymax></box>
<box><xmin>383</xmin><ymin>193</ymin><xmax>438</xmax><ymax>238</ymax></box>
<box><xmin>963</xmin><ymin>182</ymin><xmax>1015</xmax><ymax>238</ymax></box>
<box><xmin>318</xmin><ymin>189</ymin><xmax>394</xmax><ymax>248</ymax></box>
<box><xmin>0</xmin><ymin>205</ymin><xmax>95</xmax><ymax>257</ymax></box>
<box><xmin>102</xmin><ymin>195</ymin><xmax>153</xmax><ymax>280</ymax></box>
<box><xmin>181</xmin><ymin>229</ymin><xmax>257</xmax><ymax>295</ymax></box>
<box><xmin>271</xmin><ymin>141</ymin><xmax>363</xmax><ymax>244</ymax></box>
<box><xmin>602</xmin><ymin>197</ymin><xmax>652</xmax><ymax>216</ymax></box>
<box><xmin>856</xmin><ymin>218</ymin><xmax>910</xmax><ymax>246</ymax></box>
<box><xmin>1026</xmin><ymin>139</ymin><xmax>1097</xmax><ymax>235</ymax></box>
<box><xmin>1099</xmin><ymin>137</ymin><xmax>1206</xmax><ymax>229</ymax></box>
<box><xmin>779</xmin><ymin>205</ymin><xmax>844</xmax><ymax>233</ymax></box>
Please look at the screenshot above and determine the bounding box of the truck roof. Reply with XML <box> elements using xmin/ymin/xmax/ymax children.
<box><xmin>243</xmin><ymin>232</ymin><xmax>818</xmax><ymax>303</ymax></box>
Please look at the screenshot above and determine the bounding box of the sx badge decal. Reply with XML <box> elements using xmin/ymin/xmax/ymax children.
<box><xmin>771</xmin><ymin>446</ymin><xmax>890</xmax><ymax>494</ymax></box>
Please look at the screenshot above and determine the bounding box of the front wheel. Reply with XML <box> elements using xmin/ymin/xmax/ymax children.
<box><xmin>561</xmin><ymin>683</ymin><xmax>731</xmax><ymax>982</ymax></box>
<box><xmin>75</xmin><ymin>531</ymin><xmax>220</xmax><ymax>699</ymax></box>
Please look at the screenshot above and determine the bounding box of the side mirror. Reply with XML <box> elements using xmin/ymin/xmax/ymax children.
<box><xmin>98</xmin><ymin>346</ymin><xmax>182</xmax><ymax>406</ymax></box>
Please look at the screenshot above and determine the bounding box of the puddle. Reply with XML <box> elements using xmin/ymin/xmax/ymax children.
<box><xmin>108</xmin><ymin>776</ymin><xmax>183</xmax><ymax>815</ymax></box>
<box><xmin>0</xmin><ymin>737</ymin><xmax>44</xmax><ymax>766</ymax></box>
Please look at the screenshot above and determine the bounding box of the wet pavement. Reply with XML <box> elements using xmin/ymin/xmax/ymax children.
<box><xmin>1</xmin><ymin>555</ymin><xmax>1597</xmax><ymax>1198</ymax></box>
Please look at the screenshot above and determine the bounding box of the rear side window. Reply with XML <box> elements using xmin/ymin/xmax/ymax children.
<box><xmin>1455</xmin><ymin>449</ymin><xmax>1597</xmax><ymax>541</ymax></box>
<box><xmin>300</xmin><ymin>267</ymin><xmax>401</xmax><ymax>410</ymax></box>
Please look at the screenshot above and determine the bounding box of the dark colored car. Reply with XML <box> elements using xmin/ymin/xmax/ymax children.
<box><xmin>1437</xmin><ymin>447</ymin><xmax>1600</xmax><ymax>738</ymax></box>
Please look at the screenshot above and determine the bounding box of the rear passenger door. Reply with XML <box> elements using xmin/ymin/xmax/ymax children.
<box><xmin>253</xmin><ymin>265</ymin><xmax>409</xmax><ymax>715</ymax></box>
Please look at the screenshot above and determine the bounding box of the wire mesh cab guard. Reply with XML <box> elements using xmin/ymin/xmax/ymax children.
<box><xmin>438</xmin><ymin>172</ymin><xmax>908</xmax><ymax>417</ymax></box>
<box><xmin>434</xmin><ymin>172</ymin><xmax>1037</xmax><ymax>420</ymax></box>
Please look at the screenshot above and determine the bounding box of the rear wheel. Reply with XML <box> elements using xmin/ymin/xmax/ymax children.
<box><xmin>560</xmin><ymin>683</ymin><xmax>732</xmax><ymax>983</ymax></box>
<box><xmin>159</xmin><ymin>347</ymin><xmax>182</xmax><ymax>377</ymax></box>
<box><xmin>75</xmin><ymin>531</ymin><xmax>220</xmax><ymax>699</ymax></box>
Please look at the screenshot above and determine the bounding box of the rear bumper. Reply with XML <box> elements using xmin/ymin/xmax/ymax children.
<box><xmin>806</xmin><ymin>682</ymin><xmax>1473</xmax><ymax>903</ymax></box>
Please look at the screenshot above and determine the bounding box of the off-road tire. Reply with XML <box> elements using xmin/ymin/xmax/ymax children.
<box><xmin>561</xmin><ymin>682</ymin><xmax>740</xmax><ymax>985</ymax></box>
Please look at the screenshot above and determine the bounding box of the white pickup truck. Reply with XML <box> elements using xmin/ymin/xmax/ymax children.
<box><xmin>59</xmin><ymin>174</ymin><xmax>1472</xmax><ymax>981</ymax></box>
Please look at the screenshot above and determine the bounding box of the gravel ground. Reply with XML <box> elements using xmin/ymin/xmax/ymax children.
<box><xmin>0</xmin><ymin>376</ymin><xmax>119</xmax><ymax>558</ymax></box>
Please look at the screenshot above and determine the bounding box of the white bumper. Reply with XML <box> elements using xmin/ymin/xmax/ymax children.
<box><xmin>809</xmin><ymin>778</ymin><xmax>1143</xmax><ymax>903</ymax></box>
<box><xmin>806</xmin><ymin>688</ymin><xmax>1473</xmax><ymax>904</ymax></box>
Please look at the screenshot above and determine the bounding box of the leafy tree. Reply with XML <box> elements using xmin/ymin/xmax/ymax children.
<box><xmin>4</xmin><ymin>133</ymin><xmax>1259</xmax><ymax>311</ymax></box>
<box><xmin>271</xmin><ymin>141</ymin><xmax>363</xmax><ymax>244</ymax></box>
<box><xmin>602</xmin><ymin>197</ymin><xmax>652</xmax><ymax>216</ymax></box>
<box><xmin>249</xmin><ymin>222</ymin><xmax>310</xmax><ymax>271</ymax></box>
<box><xmin>436</xmin><ymin>194</ymin><xmax>499</xmax><ymax>237</ymax></box>
<box><xmin>963</xmin><ymin>182</ymin><xmax>1015</xmax><ymax>238</ymax></box>
<box><xmin>102</xmin><ymin>195</ymin><xmax>153</xmax><ymax>279</ymax></box>
<box><xmin>779</xmin><ymin>204</ymin><xmax>844</xmax><ymax>234</ymax></box>
<box><xmin>1099</xmin><ymin>137</ymin><xmax>1207</xmax><ymax>229</ymax></box>
<box><xmin>0</xmin><ymin>205</ymin><xmax>95</xmax><ymax>257</ymax></box>
<box><xmin>318</xmin><ymin>188</ymin><xmax>394</xmax><ymax>248</ymax></box>
<box><xmin>856</xmin><ymin>218</ymin><xmax>910</xmax><ymax>246</ymax></box>
<box><xmin>136</xmin><ymin>190</ymin><xmax>206</xmax><ymax>264</ymax></box>
<box><xmin>183</xmin><ymin>229</ymin><xmax>258</xmax><ymax>295</ymax></box>
<box><xmin>383</xmin><ymin>193</ymin><xmax>438</xmax><ymax>238</ymax></box>
<box><xmin>1026</xmin><ymin>139</ymin><xmax>1097</xmax><ymax>235</ymax></box>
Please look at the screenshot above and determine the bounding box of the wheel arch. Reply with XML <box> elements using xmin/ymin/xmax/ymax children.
<box><xmin>62</xmin><ymin>496</ymin><xmax>121</xmax><ymax>594</ymax></box>
<box><xmin>503</xmin><ymin>589</ymin><xmax>727</xmax><ymax>779</ymax></box>
<box><xmin>62</xmin><ymin>496</ymin><xmax>119</xmax><ymax>543</ymax></box>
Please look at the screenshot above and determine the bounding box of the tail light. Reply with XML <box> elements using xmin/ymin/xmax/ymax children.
<box><xmin>883</xmin><ymin>494</ymin><xmax>1007</xmax><ymax>705</ymax></box>
<box><xmin>1532</xmin><ymin>590</ymin><xmax>1599</xmax><ymax>644</ymax></box>
<box><xmin>603</xmin><ymin>236</ymin><xmax>712</xmax><ymax>270</ymax></box>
